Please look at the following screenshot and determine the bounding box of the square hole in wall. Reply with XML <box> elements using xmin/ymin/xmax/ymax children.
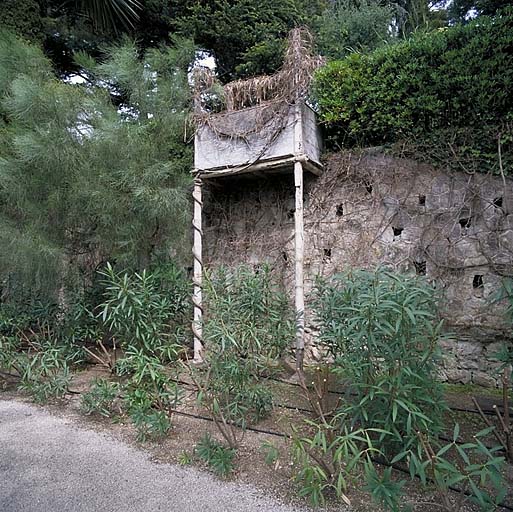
<box><xmin>459</xmin><ymin>217</ymin><xmax>472</xmax><ymax>231</ymax></box>
<box><xmin>493</xmin><ymin>197</ymin><xmax>503</xmax><ymax>209</ymax></box>
<box><xmin>336</xmin><ymin>204</ymin><xmax>344</xmax><ymax>217</ymax></box>
<box><xmin>364</xmin><ymin>180</ymin><xmax>373</xmax><ymax>195</ymax></box>
<box><xmin>393</xmin><ymin>226</ymin><xmax>404</xmax><ymax>237</ymax></box>
<box><xmin>472</xmin><ymin>274</ymin><xmax>484</xmax><ymax>297</ymax></box>
<box><xmin>323</xmin><ymin>248</ymin><xmax>332</xmax><ymax>261</ymax></box>
<box><xmin>418</xmin><ymin>195</ymin><xmax>426</xmax><ymax>206</ymax></box>
<box><xmin>414</xmin><ymin>261</ymin><xmax>427</xmax><ymax>275</ymax></box>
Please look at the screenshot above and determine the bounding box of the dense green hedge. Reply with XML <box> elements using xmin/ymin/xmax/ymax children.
<box><xmin>313</xmin><ymin>11</ymin><xmax>513</xmax><ymax>174</ymax></box>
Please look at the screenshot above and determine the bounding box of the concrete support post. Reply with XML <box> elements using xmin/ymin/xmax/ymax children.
<box><xmin>192</xmin><ymin>176</ymin><xmax>204</xmax><ymax>363</ymax></box>
<box><xmin>294</xmin><ymin>160</ymin><xmax>305</xmax><ymax>373</ymax></box>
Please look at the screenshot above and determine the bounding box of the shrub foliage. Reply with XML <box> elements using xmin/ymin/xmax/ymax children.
<box><xmin>291</xmin><ymin>269</ymin><xmax>505</xmax><ymax>509</ymax></box>
<box><xmin>313</xmin><ymin>269</ymin><xmax>447</xmax><ymax>450</ymax></box>
<box><xmin>191</xmin><ymin>265</ymin><xmax>294</xmax><ymax>448</ymax></box>
<box><xmin>314</xmin><ymin>12</ymin><xmax>513</xmax><ymax>175</ymax></box>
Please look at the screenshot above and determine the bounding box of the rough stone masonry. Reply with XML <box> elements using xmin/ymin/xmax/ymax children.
<box><xmin>203</xmin><ymin>150</ymin><xmax>513</xmax><ymax>387</ymax></box>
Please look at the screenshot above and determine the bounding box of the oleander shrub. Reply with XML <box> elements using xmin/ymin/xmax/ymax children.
<box><xmin>292</xmin><ymin>269</ymin><xmax>506</xmax><ymax>509</ymax></box>
<box><xmin>203</xmin><ymin>264</ymin><xmax>294</xmax><ymax>363</ymax></box>
<box><xmin>313</xmin><ymin>269</ymin><xmax>447</xmax><ymax>452</ymax></box>
<box><xmin>191</xmin><ymin>265</ymin><xmax>294</xmax><ymax>448</ymax></box>
<box><xmin>196</xmin><ymin>433</ymin><xmax>236</xmax><ymax>477</ymax></box>
<box><xmin>0</xmin><ymin>300</ymin><xmax>85</xmax><ymax>401</ymax></box>
<box><xmin>98</xmin><ymin>262</ymin><xmax>190</xmax><ymax>361</ymax></box>
<box><xmin>16</xmin><ymin>332</ymin><xmax>83</xmax><ymax>403</ymax></box>
<box><xmin>80</xmin><ymin>378</ymin><xmax>120</xmax><ymax>417</ymax></box>
<box><xmin>94</xmin><ymin>264</ymin><xmax>188</xmax><ymax>440</ymax></box>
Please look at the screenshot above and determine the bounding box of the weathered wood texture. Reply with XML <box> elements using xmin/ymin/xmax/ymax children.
<box><xmin>294</xmin><ymin>160</ymin><xmax>305</xmax><ymax>371</ymax></box>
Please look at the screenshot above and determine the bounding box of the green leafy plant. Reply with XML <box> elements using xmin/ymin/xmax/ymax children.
<box><xmin>189</xmin><ymin>265</ymin><xmax>291</xmax><ymax>448</ymax></box>
<box><xmin>206</xmin><ymin>353</ymin><xmax>274</xmax><ymax>427</ymax></box>
<box><xmin>80</xmin><ymin>378</ymin><xmax>120</xmax><ymax>417</ymax></box>
<box><xmin>292</xmin><ymin>416</ymin><xmax>384</xmax><ymax>507</ymax></box>
<box><xmin>196</xmin><ymin>433</ymin><xmax>236</xmax><ymax>477</ymax></box>
<box><xmin>314</xmin><ymin>12</ymin><xmax>513</xmax><ymax>176</ymax></box>
<box><xmin>261</xmin><ymin>440</ymin><xmax>280</xmax><ymax>467</ymax></box>
<box><xmin>119</xmin><ymin>352</ymin><xmax>181</xmax><ymax>441</ymax></box>
<box><xmin>192</xmin><ymin>353</ymin><xmax>273</xmax><ymax>449</ymax></box>
<box><xmin>411</xmin><ymin>425</ymin><xmax>506</xmax><ymax>512</ymax></box>
<box><xmin>313</xmin><ymin>0</ymin><xmax>395</xmax><ymax>60</ymax></box>
<box><xmin>0</xmin><ymin>300</ymin><xmax>84</xmax><ymax>400</ymax></box>
<box><xmin>178</xmin><ymin>450</ymin><xmax>192</xmax><ymax>465</ymax></box>
<box><xmin>128</xmin><ymin>404</ymin><xmax>171</xmax><ymax>442</ymax></box>
<box><xmin>313</xmin><ymin>269</ymin><xmax>447</xmax><ymax>455</ymax></box>
<box><xmin>0</xmin><ymin>333</ymin><xmax>21</xmax><ymax>386</ymax></box>
<box><xmin>294</xmin><ymin>269</ymin><xmax>506</xmax><ymax>509</ymax></box>
<box><xmin>0</xmin><ymin>32</ymin><xmax>194</xmax><ymax>308</ymax></box>
<box><xmin>96</xmin><ymin>264</ymin><xmax>186</xmax><ymax>441</ymax></box>
<box><xmin>98</xmin><ymin>263</ymin><xmax>189</xmax><ymax>361</ymax></box>
<box><xmin>363</xmin><ymin>465</ymin><xmax>406</xmax><ymax>512</ymax></box>
<box><xmin>18</xmin><ymin>361</ymin><xmax>71</xmax><ymax>404</ymax></box>
<box><xmin>13</xmin><ymin>324</ymin><xmax>84</xmax><ymax>403</ymax></box>
<box><xmin>202</xmin><ymin>265</ymin><xmax>294</xmax><ymax>363</ymax></box>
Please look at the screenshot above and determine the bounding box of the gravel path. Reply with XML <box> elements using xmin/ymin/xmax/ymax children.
<box><xmin>0</xmin><ymin>399</ymin><xmax>305</xmax><ymax>512</ymax></box>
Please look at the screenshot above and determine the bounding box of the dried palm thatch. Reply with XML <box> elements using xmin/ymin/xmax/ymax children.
<box><xmin>192</xmin><ymin>26</ymin><xmax>324</xmax><ymax>173</ymax></box>
<box><xmin>193</xmin><ymin>27</ymin><xmax>324</xmax><ymax>116</ymax></box>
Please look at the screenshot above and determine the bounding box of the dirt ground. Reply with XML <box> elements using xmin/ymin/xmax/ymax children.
<box><xmin>2</xmin><ymin>364</ymin><xmax>512</xmax><ymax>512</ymax></box>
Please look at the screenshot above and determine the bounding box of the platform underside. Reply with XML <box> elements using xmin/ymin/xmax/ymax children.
<box><xmin>194</xmin><ymin>154</ymin><xmax>322</xmax><ymax>180</ymax></box>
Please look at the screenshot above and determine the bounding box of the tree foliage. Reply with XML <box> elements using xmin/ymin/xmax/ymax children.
<box><xmin>0</xmin><ymin>1</ymin><xmax>323</xmax><ymax>79</ymax></box>
<box><xmin>314</xmin><ymin>0</ymin><xmax>395</xmax><ymax>60</ymax></box>
<box><xmin>0</xmin><ymin>0</ymin><xmax>44</xmax><ymax>41</ymax></box>
<box><xmin>392</xmin><ymin>0</ymin><xmax>445</xmax><ymax>35</ymax></box>
<box><xmin>78</xmin><ymin>0</ymin><xmax>142</xmax><ymax>32</ymax></box>
<box><xmin>2</xmin><ymin>0</ymin><xmax>505</xmax><ymax>82</ymax></box>
<box><xmin>174</xmin><ymin>0</ymin><xmax>326</xmax><ymax>80</ymax></box>
<box><xmin>0</xmin><ymin>31</ymin><xmax>194</xmax><ymax>303</ymax></box>
<box><xmin>448</xmin><ymin>0</ymin><xmax>513</xmax><ymax>22</ymax></box>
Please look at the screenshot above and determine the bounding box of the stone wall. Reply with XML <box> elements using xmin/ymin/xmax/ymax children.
<box><xmin>203</xmin><ymin>150</ymin><xmax>513</xmax><ymax>387</ymax></box>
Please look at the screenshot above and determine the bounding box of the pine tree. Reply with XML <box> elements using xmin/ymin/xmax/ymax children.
<box><xmin>0</xmin><ymin>31</ymin><xmax>194</xmax><ymax>304</ymax></box>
